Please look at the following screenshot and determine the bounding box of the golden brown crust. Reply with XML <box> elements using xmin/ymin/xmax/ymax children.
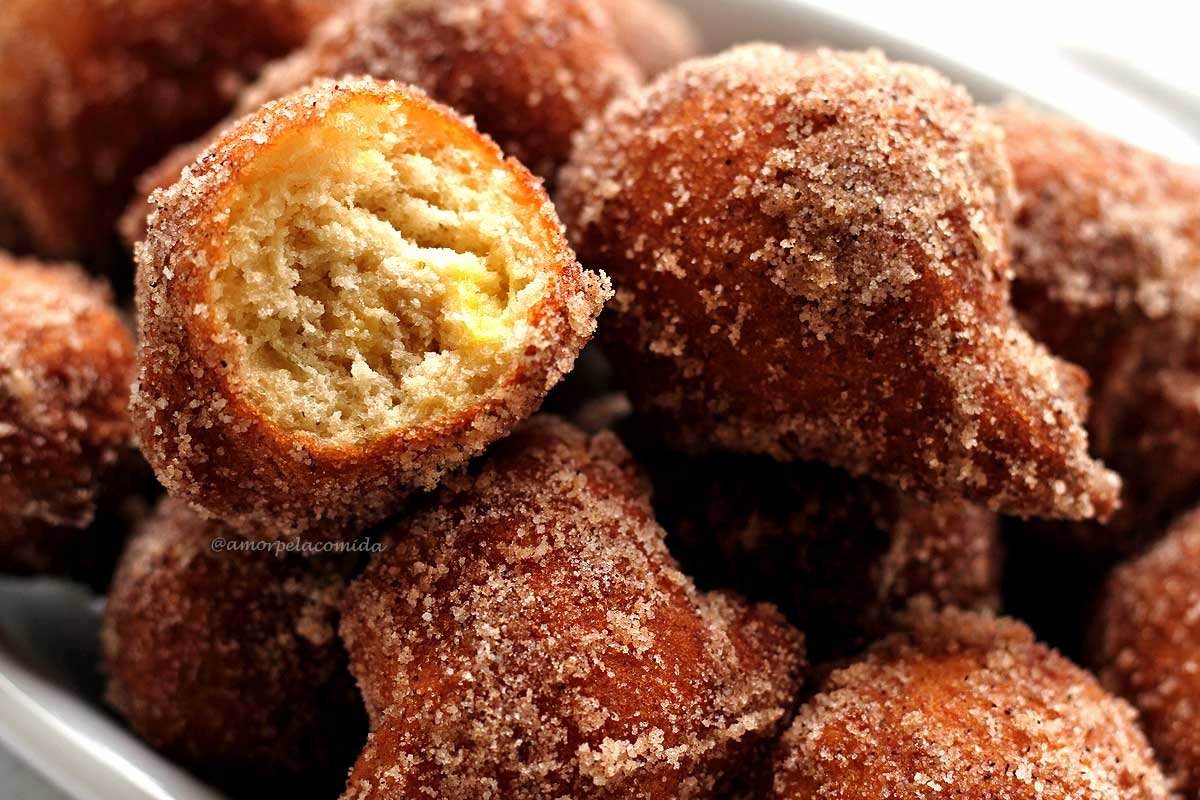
<box><xmin>339</xmin><ymin>416</ymin><xmax>805</xmax><ymax>798</ymax></box>
<box><xmin>1094</xmin><ymin>508</ymin><xmax>1200</xmax><ymax>795</ymax></box>
<box><xmin>119</xmin><ymin>138</ymin><xmax>209</xmax><ymax>250</ymax></box>
<box><xmin>996</xmin><ymin>103</ymin><xmax>1200</xmax><ymax>545</ymax></box>
<box><xmin>0</xmin><ymin>0</ymin><xmax>335</xmax><ymax>259</ymax></box>
<box><xmin>594</xmin><ymin>0</ymin><xmax>701</xmax><ymax>76</ymax></box>
<box><xmin>996</xmin><ymin>103</ymin><xmax>1200</xmax><ymax>357</ymax></box>
<box><xmin>300</xmin><ymin>0</ymin><xmax>642</xmax><ymax>181</ymax></box>
<box><xmin>101</xmin><ymin>497</ymin><xmax>363</xmax><ymax>790</ymax></box>
<box><xmin>120</xmin><ymin>0</ymin><xmax>644</xmax><ymax>245</ymax></box>
<box><xmin>558</xmin><ymin>45</ymin><xmax>1119</xmax><ymax>521</ymax></box>
<box><xmin>769</xmin><ymin>605</ymin><xmax>1174</xmax><ymax>799</ymax></box>
<box><xmin>650</xmin><ymin>448</ymin><xmax>1001</xmax><ymax>660</ymax></box>
<box><xmin>133</xmin><ymin>78</ymin><xmax>608</xmax><ymax>539</ymax></box>
<box><xmin>0</xmin><ymin>252</ymin><xmax>136</xmax><ymax>575</ymax></box>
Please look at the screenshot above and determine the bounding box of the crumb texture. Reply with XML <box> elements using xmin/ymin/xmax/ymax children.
<box><xmin>133</xmin><ymin>78</ymin><xmax>608</xmax><ymax>536</ymax></box>
<box><xmin>340</xmin><ymin>416</ymin><xmax>804</xmax><ymax>799</ymax></box>
<box><xmin>217</xmin><ymin>97</ymin><xmax>553</xmax><ymax>445</ymax></box>
<box><xmin>1094</xmin><ymin>507</ymin><xmax>1200</xmax><ymax>796</ymax></box>
<box><xmin>559</xmin><ymin>44</ymin><xmax>1118</xmax><ymax>522</ymax></box>
<box><xmin>770</xmin><ymin>605</ymin><xmax>1174</xmax><ymax>799</ymax></box>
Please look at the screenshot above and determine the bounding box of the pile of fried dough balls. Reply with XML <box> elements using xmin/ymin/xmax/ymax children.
<box><xmin>4</xmin><ymin>1</ymin><xmax>1200</xmax><ymax>798</ymax></box>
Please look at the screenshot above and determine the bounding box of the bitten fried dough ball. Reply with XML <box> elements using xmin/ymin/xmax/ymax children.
<box><xmin>768</xmin><ymin>605</ymin><xmax>1173</xmax><ymax>800</ymax></box>
<box><xmin>995</xmin><ymin>103</ymin><xmax>1200</xmax><ymax>542</ymax></box>
<box><xmin>652</xmin><ymin>452</ymin><xmax>1001</xmax><ymax>660</ymax></box>
<box><xmin>133</xmin><ymin>78</ymin><xmax>609</xmax><ymax>538</ymax></box>
<box><xmin>0</xmin><ymin>0</ymin><xmax>336</xmax><ymax>259</ymax></box>
<box><xmin>339</xmin><ymin>416</ymin><xmax>805</xmax><ymax>799</ymax></box>
<box><xmin>1094</xmin><ymin>508</ymin><xmax>1200</xmax><ymax>795</ymax></box>
<box><xmin>0</xmin><ymin>253</ymin><xmax>135</xmax><ymax>575</ymax></box>
<box><xmin>102</xmin><ymin>498</ymin><xmax>363</xmax><ymax>790</ymax></box>
<box><xmin>594</xmin><ymin>0</ymin><xmax>702</xmax><ymax>76</ymax></box>
<box><xmin>558</xmin><ymin>45</ymin><xmax>1119</xmax><ymax>521</ymax></box>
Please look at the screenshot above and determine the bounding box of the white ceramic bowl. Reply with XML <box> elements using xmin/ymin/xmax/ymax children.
<box><xmin>0</xmin><ymin>579</ymin><xmax>222</xmax><ymax>800</ymax></box>
<box><xmin>1</xmin><ymin>3</ymin><xmax>1195</xmax><ymax>799</ymax></box>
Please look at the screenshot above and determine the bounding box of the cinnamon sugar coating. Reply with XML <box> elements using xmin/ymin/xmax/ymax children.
<box><xmin>996</xmin><ymin>104</ymin><xmax>1200</xmax><ymax>544</ymax></box>
<box><xmin>120</xmin><ymin>0</ymin><xmax>643</xmax><ymax>243</ymax></box>
<box><xmin>769</xmin><ymin>605</ymin><xmax>1174</xmax><ymax>799</ymax></box>
<box><xmin>652</xmin><ymin>450</ymin><xmax>1001</xmax><ymax>660</ymax></box>
<box><xmin>558</xmin><ymin>44</ymin><xmax>1119</xmax><ymax>521</ymax></box>
<box><xmin>0</xmin><ymin>252</ymin><xmax>136</xmax><ymax>576</ymax></box>
<box><xmin>120</xmin><ymin>137</ymin><xmax>210</xmax><ymax>250</ymax></box>
<box><xmin>133</xmin><ymin>78</ymin><xmax>608</xmax><ymax>539</ymax></box>
<box><xmin>595</xmin><ymin>0</ymin><xmax>702</xmax><ymax>76</ymax></box>
<box><xmin>1094</xmin><ymin>508</ymin><xmax>1200</xmax><ymax>796</ymax></box>
<box><xmin>0</xmin><ymin>0</ymin><xmax>335</xmax><ymax>259</ymax></box>
<box><xmin>340</xmin><ymin>416</ymin><xmax>805</xmax><ymax>798</ymax></box>
<box><xmin>295</xmin><ymin>0</ymin><xmax>642</xmax><ymax>181</ymax></box>
<box><xmin>102</xmin><ymin>497</ymin><xmax>363</xmax><ymax>792</ymax></box>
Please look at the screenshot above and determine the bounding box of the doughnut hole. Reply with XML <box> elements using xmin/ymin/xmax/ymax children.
<box><xmin>214</xmin><ymin>96</ymin><xmax>553</xmax><ymax>446</ymax></box>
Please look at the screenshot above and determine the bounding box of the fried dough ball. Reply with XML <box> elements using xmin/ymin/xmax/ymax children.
<box><xmin>102</xmin><ymin>497</ymin><xmax>364</xmax><ymax>792</ymax></box>
<box><xmin>133</xmin><ymin>78</ymin><xmax>609</xmax><ymax>538</ymax></box>
<box><xmin>595</xmin><ymin>0</ymin><xmax>702</xmax><ymax>76</ymax></box>
<box><xmin>651</xmin><ymin>451</ymin><xmax>1001</xmax><ymax>660</ymax></box>
<box><xmin>995</xmin><ymin>103</ymin><xmax>1200</xmax><ymax>544</ymax></box>
<box><xmin>1</xmin><ymin>253</ymin><xmax>136</xmax><ymax>578</ymax></box>
<box><xmin>1093</xmin><ymin>508</ymin><xmax>1200</xmax><ymax>795</ymax></box>
<box><xmin>295</xmin><ymin>0</ymin><xmax>643</xmax><ymax>180</ymax></box>
<box><xmin>121</xmin><ymin>0</ymin><xmax>642</xmax><ymax>241</ymax></box>
<box><xmin>558</xmin><ymin>45</ymin><xmax>1118</xmax><ymax>522</ymax></box>
<box><xmin>339</xmin><ymin>416</ymin><xmax>805</xmax><ymax>799</ymax></box>
<box><xmin>0</xmin><ymin>459</ymin><xmax>155</xmax><ymax>590</ymax></box>
<box><xmin>121</xmin><ymin>135</ymin><xmax>214</xmax><ymax>250</ymax></box>
<box><xmin>0</xmin><ymin>0</ymin><xmax>336</xmax><ymax>260</ymax></box>
<box><xmin>768</xmin><ymin>605</ymin><xmax>1173</xmax><ymax>799</ymax></box>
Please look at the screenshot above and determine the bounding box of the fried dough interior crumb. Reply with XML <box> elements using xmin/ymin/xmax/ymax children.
<box><xmin>214</xmin><ymin>96</ymin><xmax>550</xmax><ymax>445</ymax></box>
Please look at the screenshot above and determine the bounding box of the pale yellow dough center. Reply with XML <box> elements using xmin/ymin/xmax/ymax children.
<box><xmin>213</xmin><ymin>98</ymin><xmax>551</xmax><ymax>446</ymax></box>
